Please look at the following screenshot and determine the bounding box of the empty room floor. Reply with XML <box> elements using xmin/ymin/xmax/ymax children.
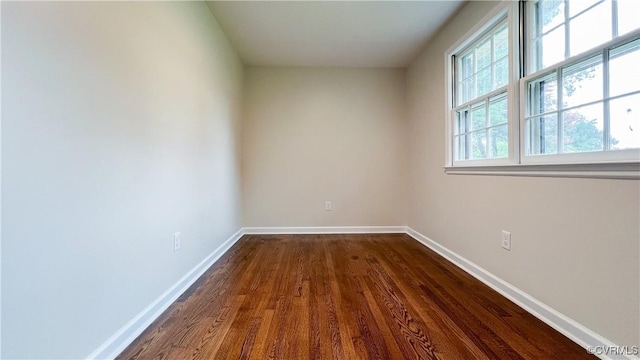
<box><xmin>117</xmin><ymin>234</ymin><xmax>594</xmax><ymax>359</ymax></box>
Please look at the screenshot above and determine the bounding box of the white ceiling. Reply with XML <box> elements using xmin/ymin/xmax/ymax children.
<box><xmin>205</xmin><ymin>1</ymin><xmax>465</xmax><ymax>68</ymax></box>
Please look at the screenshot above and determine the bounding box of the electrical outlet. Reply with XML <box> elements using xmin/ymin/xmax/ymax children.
<box><xmin>325</xmin><ymin>201</ymin><xmax>332</xmax><ymax>211</ymax></box>
<box><xmin>501</xmin><ymin>230</ymin><xmax>511</xmax><ymax>251</ymax></box>
<box><xmin>174</xmin><ymin>232</ymin><xmax>181</xmax><ymax>252</ymax></box>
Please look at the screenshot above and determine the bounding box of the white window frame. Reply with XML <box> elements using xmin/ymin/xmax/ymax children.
<box><xmin>443</xmin><ymin>1</ymin><xmax>640</xmax><ymax>179</ymax></box>
<box><xmin>445</xmin><ymin>2</ymin><xmax>521</xmax><ymax>168</ymax></box>
<box><xmin>522</xmin><ymin>0</ymin><xmax>640</xmax><ymax>165</ymax></box>
<box><xmin>521</xmin><ymin>31</ymin><xmax>640</xmax><ymax>165</ymax></box>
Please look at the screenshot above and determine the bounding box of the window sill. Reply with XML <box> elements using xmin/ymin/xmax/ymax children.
<box><xmin>443</xmin><ymin>162</ymin><xmax>640</xmax><ymax>180</ymax></box>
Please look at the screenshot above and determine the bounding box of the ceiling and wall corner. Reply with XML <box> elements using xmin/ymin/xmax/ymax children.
<box><xmin>205</xmin><ymin>0</ymin><xmax>465</xmax><ymax>68</ymax></box>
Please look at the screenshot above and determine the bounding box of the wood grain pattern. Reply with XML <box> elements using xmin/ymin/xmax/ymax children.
<box><xmin>117</xmin><ymin>234</ymin><xmax>595</xmax><ymax>360</ymax></box>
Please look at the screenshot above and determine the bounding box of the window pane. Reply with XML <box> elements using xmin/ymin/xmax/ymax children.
<box><xmin>528</xmin><ymin>73</ymin><xmax>558</xmax><ymax>115</ymax></box>
<box><xmin>489</xmin><ymin>125</ymin><xmax>509</xmax><ymax>158</ymax></box>
<box><xmin>476</xmin><ymin>68</ymin><xmax>492</xmax><ymax>97</ymax></box>
<box><xmin>562</xmin><ymin>55</ymin><xmax>603</xmax><ymax>108</ymax></box>
<box><xmin>562</xmin><ymin>103</ymin><xmax>604</xmax><ymax>153</ymax></box>
<box><xmin>455</xmin><ymin>19</ymin><xmax>507</xmax><ymax>107</ymax></box>
<box><xmin>610</xmin><ymin>93</ymin><xmax>640</xmax><ymax>150</ymax></box>
<box><xmin>539</xmin><ymin>25</ymin><xmax>565</xmax><ymax>69</ymax></box>
<box><xmin>461</xmin><ymin>52</ymin><xmax>474</xmax><ymax>80</ymax></box>
<box><xmin>471</xmin><ymin>103</ymin><xmax>486</xmax><ymax>130</ymax></box>
<box><xmin>461</xmin><ymin>78</ymin><xmax>475</xmax><ymax>104</ymax></box>
<box><xmin>455</xmin><ymin>135</ymin><xmax>468</xmax><ymax>160</ymax></box>
<box><xmin>618</xmin><ymin>0</ymin><xmax>640</xmax><ymax>36</ymax></box>
<box><xmin>476</xmin><ymin>39</ymin><xmax>492</xmax><ymax>70</ymax></box>
<box><xmin>494</xmin><ymin>57</ymin><xmax>509</xmax><ymax>88</ymax></box>
<box><xmin>471</xmin><ymin>131</ymin><xmax>487</xmax><ymax>159</ymax></box>
<box><xmin>569</xmin><ymin>1</ymin><xmax>612</xmax><ymax>56</ymax></box>
<box><xmin>494</xmin><ymin>24</ymin><xmax>509</xmax><ymax>60</ymax></box>
<box><xmin>538</xmin><ymin>0</ymin><xmax>565</xmax><ymax>34</ymax></box>
<box><xmin>610</xmin><ymin>39</ymin><xmax>640</xmax><ymax>97</ymax></box>
<box><xmin>489</xmin><ymin>94</ymin><xmax>508</xmax><ymax>125</ymax></box>
<box><xmin>527</xmin><ymin>115</ymin><xmax>558</xmax><ymax>155</ymax></box>
<box><xmin>568</xmin><ymin>0</ymin><xmax>601</xmax><ymax>17</ymax></box>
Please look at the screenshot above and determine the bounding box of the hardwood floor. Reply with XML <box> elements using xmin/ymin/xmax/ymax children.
<box><xmin>117</xmin><ymin>234</ymin><xmax>595</xmax><ymax>359</ymax></box>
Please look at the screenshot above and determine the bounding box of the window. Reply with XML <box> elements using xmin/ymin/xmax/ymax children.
<box><xmin>445</xmin><ymin>0</ymin><xmax>640</xmax><ymax>177</ymax></box>
<box><xmin>449</xmin><ymin>9</ymin><xmax>516</xmax><ymax>165</ymax></box>
<box><xmin>524</xmin><ymin>0</ymin><xmax>640</xmax><ymax>163</ymax></box>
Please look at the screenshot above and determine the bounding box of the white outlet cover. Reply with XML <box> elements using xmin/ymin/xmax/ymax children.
<box><xmin>501</xmin><ymin>230</ymin><xmax>511</xmax><ymax>251</ymax></box>
<box><xmin>174</xmin><ymin>232</ymin><xmax>181</xmax><ymax>252</ymax></box>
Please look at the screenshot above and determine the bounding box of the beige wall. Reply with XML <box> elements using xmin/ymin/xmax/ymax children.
<box><xmin>407</xmin><ymin>1</ymin><xmax>640</xmax><ymax>348</ymax></box>
<box><xmin>1</xmin><ymin>2</ymin><xmax>243</xmax><ymax>358</ymax></box>
<box><xmin>242</xmin><ymin>67</ymin><xmax>407</xmax><ymax>227</ymax></box>
<box><xmin>2</xmin><ymin>1</ymin><xmax>637</xmax><ymax>358</ymax></box>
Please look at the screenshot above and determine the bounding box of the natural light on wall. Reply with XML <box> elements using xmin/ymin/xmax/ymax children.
<box><xmin>446</xmin><ymin>0</ymin><xmax>640</xmax><ymax>172</ymax></box>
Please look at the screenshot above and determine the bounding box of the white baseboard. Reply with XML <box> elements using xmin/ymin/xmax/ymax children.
<box><xmin>86</xmin><ymin>226</ymin><xmax>636</xmax><ymax>360</ymax></box>
<box><xmin>85</xmin><ymin>229</ymin><xmax>244</xmax><ymax>360</ymax></box>
<box><xmin>405</xmin><ymin>227</ymin><xmax>638</xmax><ymax>360</ymax></box>
<box><xmin>242</xmin><ymin>226</ymin><xmax>407</xmax><ymax>234</ymax></box>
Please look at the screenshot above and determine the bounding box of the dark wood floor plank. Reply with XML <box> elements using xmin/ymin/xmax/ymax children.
<box><xmin>324</xmin><ymin>240</ymin><xmax>359</xmax><ymax>360</ymax></box>
<box><xmin>406</xmin><ymin>238</ymin><xmax>546</xmax><ymax>355</ymax></box>
<box><xmin>363</xmin><ymin>239</ymin><xmax>480</xmax><ymax>356</ymax></box>
<box><xmin>357</xmin><ymin>274</ymin><xmax>407</xmax><ymax>360</ymax></box>
<box><xmin>379</xmin><ymin>238</ymin><xmax>497</xmax><ymax>359</ymax></box>
<box><xmin>382</xmin><ymin>236</ymin><xmax>552</xmax><ymax>359</ymax></box>
<box><xmin>360</xmin><ymin>241</ymin><xmax>478</xmax><ymax>359</ymax></box>
<box><xmin>329</xmin><ymin>235</ymin><xmax>393</xmax><ymax>359</ymax></box>
<box><xmin>117</xmin><ymin>234</ymin><xmax>595</xmax><ymax>360</ymax></box>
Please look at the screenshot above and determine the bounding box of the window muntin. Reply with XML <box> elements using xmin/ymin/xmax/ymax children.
<box><xmin>452</xmin><ymin>19</ymin><xmax>510</xmax><ymax>162</ymax></box>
